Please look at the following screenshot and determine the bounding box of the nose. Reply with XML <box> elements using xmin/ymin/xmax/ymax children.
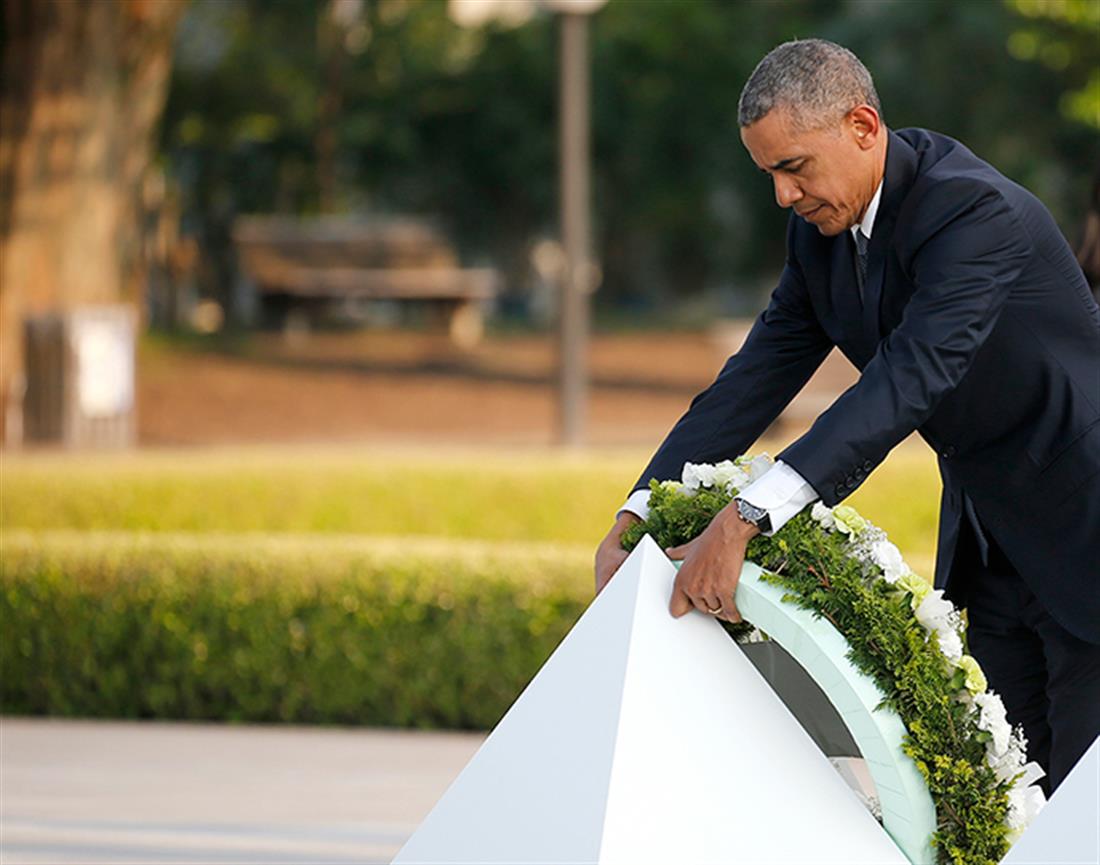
<box><xmin>773</xmin><ymin>174</ymin><xmax>803</xmax><ymax>209</ymax></box>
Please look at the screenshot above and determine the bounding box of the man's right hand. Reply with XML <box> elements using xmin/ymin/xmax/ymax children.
<box><xmin>594</xmin><ymin>511</ymin><xmax>641</xmax><ymax>595</ymax></box>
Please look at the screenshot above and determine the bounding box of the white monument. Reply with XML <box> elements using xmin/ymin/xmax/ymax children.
<box><xmin>392</xmin><ymin>535</ymin><xmax>1098</xmax><ymax>864</ymax></box>
<box><xmin>392</xmin><ymin>535</ymin><xmax>909</xmax><ymax>864</ymax></box>
<box><xmin>1001</xmin><ymin>735</ymin><xmax>1099</xmax><ymax>865</ymax></box>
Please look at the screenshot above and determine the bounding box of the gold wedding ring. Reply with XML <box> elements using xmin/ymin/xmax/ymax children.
<box><xmin>705</xmin><ymin>604</ymin><xmax>723</xmax><ymax>615</ymax></box>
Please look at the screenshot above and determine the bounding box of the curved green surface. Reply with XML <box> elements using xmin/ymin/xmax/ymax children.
<box><xmin>681</xmin><ymin>558</ymin><xmax>938</xmax><ymax>864</ymax></box>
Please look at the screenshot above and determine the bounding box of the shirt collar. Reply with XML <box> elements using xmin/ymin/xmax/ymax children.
<box><xmin>851</xmin><ymin>179</ymin><xmax>884</xmax><ymax>241</ymax></box>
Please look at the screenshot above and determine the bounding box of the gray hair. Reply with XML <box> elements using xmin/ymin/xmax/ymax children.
<box><xmin>738</xmin><ymin>39</ymin><xmax>882</xmax><ymax>130</ymax></box>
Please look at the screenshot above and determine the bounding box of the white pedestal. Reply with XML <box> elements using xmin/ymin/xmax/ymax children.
<box><xmin>1001</xmin><ymin>735</ymin><xmax>1099</xmax><ymax>865</ymax></box>
<box><xmin>392</xmin><ymin>535</ymin><xmax>907</xmax><ymax>864</ymax></box>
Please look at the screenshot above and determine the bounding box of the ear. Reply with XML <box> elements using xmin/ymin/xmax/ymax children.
<box><xmin>847</xmin><ymin>105</ymin><xmax>882</xmax><ymax>151</ymax></box>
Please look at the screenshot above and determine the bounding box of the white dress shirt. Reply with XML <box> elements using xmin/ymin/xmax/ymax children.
<box><xmin>620</xmin><ymin>180</ymin><xmax>886</xmax><ymax>533</ymax></box>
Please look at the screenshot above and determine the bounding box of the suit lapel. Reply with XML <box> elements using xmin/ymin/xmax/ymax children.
<box><xmin>862</xmin><ymin>131</ymin><xmax>919</xmax><ymax>344</ymax></box>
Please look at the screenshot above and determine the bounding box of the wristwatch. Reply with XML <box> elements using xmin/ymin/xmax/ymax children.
<box><xmin>733</xmin><ymin>497</ymin><xmax>772</xmax><ymax>535</ymax></box>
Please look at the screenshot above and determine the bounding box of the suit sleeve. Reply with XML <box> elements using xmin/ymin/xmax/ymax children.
<box><xmin>631</xmin><ymin>222</ymin><xmax>833</xmax><ymax>492</ymax></box>
<box><xmin>781</xmin><ymin>182</ymin><xmax>1032</xmax><ymax>504</ymax></box>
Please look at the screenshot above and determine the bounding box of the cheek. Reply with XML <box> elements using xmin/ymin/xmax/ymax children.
<box><xmin>821</xmin><ymin>186</ymin><xmax>844</xmax><ymax>208</ymax></box>
<box><xmin>804</xmin><ymin>181</ymin><xmax>833</xmax><ymax>207</ymax></box>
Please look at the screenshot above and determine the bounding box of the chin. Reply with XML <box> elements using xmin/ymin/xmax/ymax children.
<box><xmin>800</xmin><ymin>207</ymin><xmax>845</xmax><ymax>237</ymax></box>
<box><xmin>814</xmin><ymin>222</ymin><xmax>846</xmax><ymax>237</ymax></box>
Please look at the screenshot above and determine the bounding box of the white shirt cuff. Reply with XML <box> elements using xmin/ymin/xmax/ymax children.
<box><xmin>618</xmin><ymin>460</ymin><xmax>817</xmax><ymax>534</ymax></box>
<box><xmin>737</xmin><ymin>460</ymin><xmax>819</xmax><ymax>535</ymax></box>
<box><xmin>618</xmin><ymin>488</ymin><xmax>652</xmax><ymax>522</ymax></box>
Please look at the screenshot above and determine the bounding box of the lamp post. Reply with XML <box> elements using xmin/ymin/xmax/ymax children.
<box><xmin>542</xmin><ymin>0</ymin><xmax>606</xmax><ymax>447</ymax></box>
<box><xmin>449</xmin><ymin>0</ymin><xmax>607</xmax><ymax>446</ymax></box>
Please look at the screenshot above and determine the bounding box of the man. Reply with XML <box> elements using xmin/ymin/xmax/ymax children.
<box><xmin>594</xmin><ymin>39</ymin><xmax>1100</xmax><ymax>795</ymax></box>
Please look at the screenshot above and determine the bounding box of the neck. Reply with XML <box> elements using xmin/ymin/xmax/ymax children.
<box><xmin>856</xmin><ymin>142</ymin><xmax>888</xmax><ymax>224</ymax></box>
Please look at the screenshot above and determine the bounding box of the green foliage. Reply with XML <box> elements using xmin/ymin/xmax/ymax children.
<box><xmin>620</xmin><ymin>479</ymin><xmax>735</xmax><ymax>552</ymax></box>
<box><xmin>1</xmin><ymin>531</ymin><xmax>590</xmax><ymax>729</ymax></box>
<box><xmin>162</xmin><ymin>0</ymin><xmax>1096</xmax><ymax>312</ymax></box>
<box><xmin>1005</xmin><ymin>0</ymin><xmax>1100</xmax><ymax>130</ymax></box>
<box><xmin>623</xmin><ymin>483</ymin><xmax>1016</xmax><ymax>865</ymax></box>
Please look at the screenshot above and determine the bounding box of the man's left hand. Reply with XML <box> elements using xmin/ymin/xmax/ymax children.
<box><xmin>665</xmin><ymin>503</ymin><xmax>759</xmax><ymax>624</ymax></box>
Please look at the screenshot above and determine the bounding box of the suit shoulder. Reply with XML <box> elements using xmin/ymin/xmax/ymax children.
<box><xmin>897</xmin><ymin>127</ymin><xmax>1041</xmax><ymax>212</ymax></box>
<box><xmin>894</xmin><ymin>130</ymin><xmax>1028</xmax><ymax>243</ymax></box>
<box><xmin>898</xmin><ymin>129</ymin><xmax>1004</xmax><ymax>192</ymax></box>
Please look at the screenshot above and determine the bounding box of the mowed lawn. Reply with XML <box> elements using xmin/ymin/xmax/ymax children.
<box><xmin>3</xmin><ymin>439</ymin><xmax>941</xmax><ymax>577</ymax></box>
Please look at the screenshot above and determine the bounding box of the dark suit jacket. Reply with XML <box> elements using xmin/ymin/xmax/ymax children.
<box><xmin>635</xmin><ymin>128</ymin><xmax>1100</xmax><ymax>644</ymax></box>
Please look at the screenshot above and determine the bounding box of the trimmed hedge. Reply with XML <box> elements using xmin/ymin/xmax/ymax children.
<box><xmin>1</xmin><ymin>531</ymin><xmax>591</xmax><ymax>729</ymax></box>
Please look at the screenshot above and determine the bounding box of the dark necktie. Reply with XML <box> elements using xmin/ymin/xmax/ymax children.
<box><xmin>853</xmin><ymin>230</ymin><xmax>869</xmax><ymax>297</ymax></box>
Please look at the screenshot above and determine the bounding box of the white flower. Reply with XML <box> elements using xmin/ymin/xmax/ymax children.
<box><xmin>746</xmin><ymin>454</ymin><xmax>774</xmax><ymax>482</ymax></box>
<box><xmin>659</xmin><ymin>479</ymin><xmax>684</xmax><ymax>493</ymax></box>
<box><xmin>870</xmin><ymin>539</ymin><xmax>907</xmax><ymax>583</ymax></box>
<box><xmin>914</xmin><ymin>589</ymin><xmax>955</xmax><ymax>632</ymax></box>
<box><xmin>712</xmin><ymin>459</ymin><xmax>735</xmax><ymax>484</ymax></box>
<box><xmin>1006</xmin><ymin>784</ymin><xmax>1046</xmax><ymax>843</ymax></box>
<box><xmin>937</xmin><ymin>628</ymin><xmax>964</xmax><ymax>663</ymax></box>
<box><xmin>1006</xmin><ymin>787</ymin><xmax>1030</xmax><ymax>832</ymax></box>
<box><xmin>811</xmin><ymin>502</ymin><xmax>837</xmax><ymax>530</ymax></box>
<box><xmin>681</xmin><ymin>462</ymin><xmax>716</xmax><ymax>490</ymax></box>
<box><xmin>988</xmin><ymin>726</ymin><xmax>1032</xmax><ymax>784</ymax></box>
<box><xmin>972</xmin><ymin>691</ymin><xmax>1012</xmax><ymax>757</ymax></box>
<box><xmin>713</xmin><ymin>460</ymin><xmax>750</xmax><ymax>493</ymax></box>
<box><xmin>729</xmin><ymin>474</ymin><xmax>751</xmax><ymax>494</ymax></box>
<box><xmin>988</xmin><ymin>745</ymin><xmax>1021</xmax><ymax>783</ymax></box>
<box><xmin>1015</xmin><ymin>761</ymin><xmax>1046</xmax><ymax>790</ymax></box>
<box><xmin>989</xmin><ymin>746</ymin><xmax>1025</xmax><ymax>783</ymax></box>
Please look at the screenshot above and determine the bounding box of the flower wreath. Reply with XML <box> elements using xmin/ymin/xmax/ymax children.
<box><xmin>620</xmin><ymin>454</ymin><xmax>1046</xmax><ymax>865</ymax></box>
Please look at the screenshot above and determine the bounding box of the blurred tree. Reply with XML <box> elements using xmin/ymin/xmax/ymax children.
<box><xmin>161</xmin><ymin>0</ymin><xmax>327</xmax><ymax>315</ymax></box>
<box><xmin>1004</xmin><ymin>0</ymin><xmax>1099</xmax><ymax>131</ymax></box>
<box><xmin>158</xmin><ymin>0</ymin><xmax>1097</xmax><ymax>324</ymax></box>
<box><xmin>590</xmin><ymin>0</ymin><xmax>826</xmax><ymax>309</ymax></box>
<box><xmin>0</xmin><ymin>0</ymin><xmax>184</xmax><ymax>442</ymax></box>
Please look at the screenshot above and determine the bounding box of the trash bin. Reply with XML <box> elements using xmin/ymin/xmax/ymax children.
<box><xmin>23</xmin><ymin>306</ymin><xmax>136</xmax><ymax>448</ymax></box>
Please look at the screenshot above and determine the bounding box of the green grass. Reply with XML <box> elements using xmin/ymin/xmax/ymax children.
<box><xmin>3</xmin><ymin>441</ymin><xmax>941</xmax><ymax>572</ymax></box>
<box><xmin>2</xmin><ymin>446</ymin><xmax>642</xmax><ymax>544</ymax></box>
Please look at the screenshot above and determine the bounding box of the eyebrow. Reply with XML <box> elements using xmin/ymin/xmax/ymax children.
<box><xmin>766</xmin><ymin>156</ymin><xmax>804</xmax><ymax>172</ymax></box>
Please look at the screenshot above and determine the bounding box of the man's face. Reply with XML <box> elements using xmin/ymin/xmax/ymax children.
<box><xmin>740</xmin><ymin>107</ymin><xmax>880</xmax><ymax>237</ymax></box>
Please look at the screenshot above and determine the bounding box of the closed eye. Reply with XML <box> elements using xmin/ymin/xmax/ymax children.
<box><xmin>758</xmin><ymin>159</ymin><xmax>807</xmax><ymax>177</ymax></box>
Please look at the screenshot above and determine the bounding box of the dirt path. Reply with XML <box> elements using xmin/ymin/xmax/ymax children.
<box><xmin>137</xmin><ymin>327</ymin><xmax>858</xmax><ymax>447</ymax></box>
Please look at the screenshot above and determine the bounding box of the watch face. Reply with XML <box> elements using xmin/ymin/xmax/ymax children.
<box><xmin>735</xmin><ymin>498</ymin><xmax>771</xmax><ymax>533</ymax></box>
<box><xmin>737</xmin><ymin>499</ymin><xmax>766</xmax><ymax>523</ymax></box>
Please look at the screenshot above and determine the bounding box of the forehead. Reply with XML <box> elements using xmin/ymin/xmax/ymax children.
<box><xmin>740</xmin><ymin>110</ymin><xmax>831</xmax><ymax>169</ymax></box>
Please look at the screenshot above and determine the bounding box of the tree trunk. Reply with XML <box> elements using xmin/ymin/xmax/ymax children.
<box><xmin>0</xmin><ymin>0</ymin><xmax>184</xmax><ymax>445</ymax></box>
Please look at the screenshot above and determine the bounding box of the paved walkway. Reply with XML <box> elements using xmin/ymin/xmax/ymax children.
<box><xmin>1</xmin><ymin>717</ymin><xmax>485</xmax><ymax>864</ymax></box>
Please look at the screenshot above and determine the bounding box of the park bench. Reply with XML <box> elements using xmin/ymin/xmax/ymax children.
<box><xmin>233</xmin><ymin>216</ymin><xmax>497</xmax><ymax>346</ymax></box>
